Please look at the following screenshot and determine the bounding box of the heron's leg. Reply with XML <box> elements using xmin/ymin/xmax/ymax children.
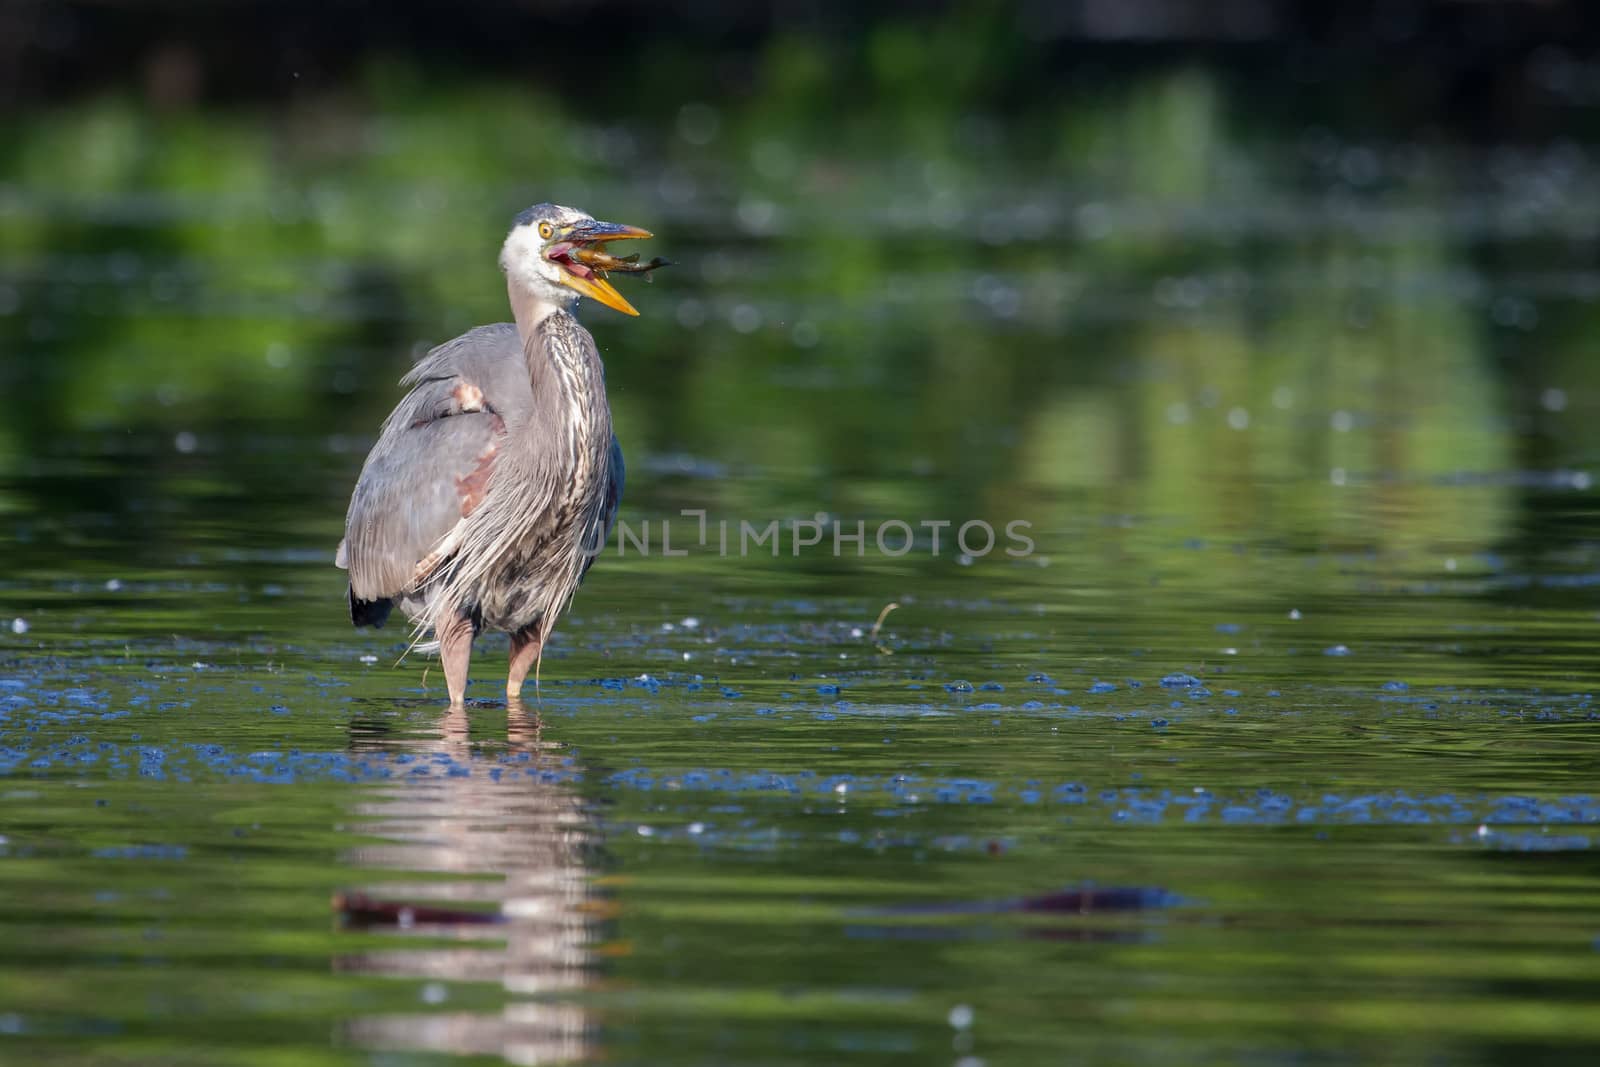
<box><xmin>438</xmin><ymin>612</ymin><xmax>475</xmax><ymax>705</ymax></box>
<box><xmin>506</xmin><ymin>625</ymin><xmax>543</xmax><ymax>700</ymax></box>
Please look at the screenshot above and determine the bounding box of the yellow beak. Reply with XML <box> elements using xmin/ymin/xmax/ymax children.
<box><xmin>556</xmin><ymin>220</ymin><xmax>654</xmax><ymax>317</ymax></box>
<box><xmin>559</xmin><ymin>270</ymin><xmax>640</xmax><ymax>317</ymax></box>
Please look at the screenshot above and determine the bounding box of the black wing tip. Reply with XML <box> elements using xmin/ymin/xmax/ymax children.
<box><xmin>349</xmin><ymin>589</ymin><xmax>394</xmax><ymax>629</ymax></box>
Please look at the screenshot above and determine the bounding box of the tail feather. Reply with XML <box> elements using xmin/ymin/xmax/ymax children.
<box><xmin>349</xmin><ymin>587</ymin><xmax>394</xmax><ymax>628</ymax></box>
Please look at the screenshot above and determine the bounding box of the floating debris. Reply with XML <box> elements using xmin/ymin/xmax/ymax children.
<box><xmin>334</xmin><ymin>892</ymin><xmax>502</xmax><ymax>928</ymax></box>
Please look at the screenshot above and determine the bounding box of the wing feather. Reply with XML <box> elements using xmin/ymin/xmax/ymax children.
<box><xmin>338</xmin><ymin>324</ymin><xmax>530</xmax><ymax>606</ymax></box>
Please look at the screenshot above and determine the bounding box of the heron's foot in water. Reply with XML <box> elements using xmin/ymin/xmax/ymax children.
<box><xmin>506</xmin><ymin>625</ymin><xmax>544</xmax><ymax>700</ymax></box>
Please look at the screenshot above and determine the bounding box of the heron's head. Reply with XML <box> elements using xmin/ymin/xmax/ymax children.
<box><xmin>500</xmin><ymin>203</ymin><xmax>653</xmax><ymax>317</ymax></box>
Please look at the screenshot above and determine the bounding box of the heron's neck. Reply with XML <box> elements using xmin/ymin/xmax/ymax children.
<box><xmin>520</xmin><ymin>308</ymin><xmax>611</xmax><ymax>480</ymax></box>
<box><xmin>508</xmin><ymin>277</ymin><xmax>576</xmax><ymax>348</ymax></box>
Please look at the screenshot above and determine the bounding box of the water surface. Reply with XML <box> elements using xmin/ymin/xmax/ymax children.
<box><xmin>4</xmin><ymin>62</ymin><xmax>1600</xmax><ymax>1066</ymax></box>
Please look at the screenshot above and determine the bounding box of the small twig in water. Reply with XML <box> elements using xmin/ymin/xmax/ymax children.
<box><xmin>869</xmin><ymin>602</ymin><xmax>899</xmax><ymax>654</ymax></box>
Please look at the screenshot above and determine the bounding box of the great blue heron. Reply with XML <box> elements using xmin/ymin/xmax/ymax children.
<box><xmin>336</xmin><ymin>204</ymin><xmax>654</xmax><ymax>704</ymax></box>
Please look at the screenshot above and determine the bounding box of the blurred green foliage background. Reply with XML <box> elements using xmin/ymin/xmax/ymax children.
<box><xmin>2</xmin><ymin>0</ymin><xmax>1599</xmax><ymax>577</ymax></box>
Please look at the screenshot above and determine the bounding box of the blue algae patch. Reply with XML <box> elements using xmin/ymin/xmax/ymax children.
<box><xmin>91</xmin><ymin>844</ymin><xmax>188</xmax><ymax>861</ymax></box>
<box><xmin>817</xmin><ymin>684</ymin><xmax>840</xmax><ymax>696</ymax></box>
<box><xmin>586</xmin><ymin>773</ymin><xmax>1600</xmax><ymax>836</ymax></box>
<box><xmin>1088</xmin><ymin>681</ymin><xmax>1117</xmax><ymax>694</ymax></box>
<box><xmin>1461</xmin><ymin>829</ymin><xmax>1592</xmax><ymax>851</ymax></box>
<box><xmin>6</xmin><ymin>696</ymin><xmax>1598</xmax><ymax>847</ymax></box>
<box><xmin>0</xmin><ymin>734</ymin><xmax>584</xmax><ymax>787</ymax></box>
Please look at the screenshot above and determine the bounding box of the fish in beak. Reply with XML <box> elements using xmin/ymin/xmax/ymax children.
<box><xmin>545</xmin><ymin>219</ymin><xmax>655</xmax><ymax>316</ymax></box>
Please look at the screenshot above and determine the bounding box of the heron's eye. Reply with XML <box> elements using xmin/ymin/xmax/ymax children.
<box><xmin>538</xmin><ymin>222</ymin><xmax>554</xmax><ymax>240</ymax></box>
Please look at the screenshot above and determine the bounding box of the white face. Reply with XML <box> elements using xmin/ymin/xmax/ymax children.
<box><xmin>499</xmin><ymin>204</ymin><xmax>593</xmax><ymax>306</ymax></box>
<box><xmin>497</xmin><ymin>203</ymin><xmax>651</xmax><ymax>319</ymax></box>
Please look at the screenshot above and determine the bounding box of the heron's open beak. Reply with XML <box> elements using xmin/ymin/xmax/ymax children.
<box><xmin>550</xmin><ymin>220</ymin><xmax>654</xmax><ymax>317</ymax></box>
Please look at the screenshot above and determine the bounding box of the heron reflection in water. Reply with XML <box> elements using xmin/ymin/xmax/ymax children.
<box><xmin>334</xmin><ymin>701</ymin><xmax>598</xmax><ymax>1064</ymax></box>
<box><xmin>338</xmin><ymin>205</ymin><xmax>663</xmax><ymax>704</ymax></box>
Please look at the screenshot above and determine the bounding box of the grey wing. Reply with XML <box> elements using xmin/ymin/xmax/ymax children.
<box><xmin>337</xmin><ymin>325</ymin><xmax>526</xmax><ymax>612</ymax></box>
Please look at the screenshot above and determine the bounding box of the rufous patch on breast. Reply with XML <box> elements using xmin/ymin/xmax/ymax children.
<box><xmin>455</xmin><ymin>441</ymin><xmax>497</xmax><ymax>516</ymax></box>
